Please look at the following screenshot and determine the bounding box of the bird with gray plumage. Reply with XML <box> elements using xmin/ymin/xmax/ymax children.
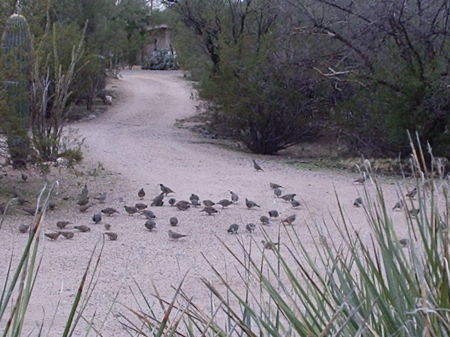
<box><xmin>48</xmin><ymin>202</ymin><xmax>57</xmax><ymax>211</ymax></box>
<box><xmin>74</xmin><ymin>225</ymin><xmax>91</xmax><ymax>232</ymax></box>
<box><xmin>142</xmin><ymin>210</ymin><xmax>156</xmax><ymax>219</ymax></box>
<box><xmin>273</xmin><ymin>188</ymin><xmax>282</xmax><ymax>198</ymax></box>
<box><xmin>104</xmin><ymin>232</ymin><xmax>118</xmax><ymax>241</ymax></box>
<box><xmin>268</xmin><ymin>210</ymin><xmax>279</xmax><ymax>219</ymax></box>
<box><xmin>227</xmin><ymin>224</ymin><xmax>239</xmax><ymax>234</ymax></box>
<box><xmin>282</xmin><ymin>214</ymin><xmax>296</xmax><ymax>225</ymax></box>
<box><xmin>80</xmin><ymin>184</ymin><xmax>88</xmax><ymax>199</ymax></box>
<box><xmin>168</xmin><ymin>230</ymin><xmax>188</xmax><ymax>240</ymax></box>
<box><xmin>145</xmin><ymin>220</ymin><xmax>156</xmax><ymax>231</ymax></box>
<box><xmin>200</xmin><ymin>206</ymin><xmax>218</xmax><ymax>215</ymax></box>
<box><xmin>191</xmin><ymin>198</ymin><xmax>201</xmax><ymax>207</ymax></box>
<box><xmin>22</xmin><ymin>207</ymin><xmax>41</xmax><ymax>216</ymax></box>
<box><xmin>281</xmin><ymin>194</ymin><xmax>296</xmax><ymax>202</ymax></box>
<box><xmin>260</xmin><ymin>215</ymin><xmax>270</xmax><ymax>225</ymax></box>
<box><xmin>57</xmin><ymin>221</ymin><xmax>71</xmax><ymax>229</ymax></box>
<box><xmin>79</xmin><ymin>204</ymin><xmax>92</xmax><ymax>213</ymax></box>
<box><xmin>406</xmin><ymin>188</ymin><xmax>417</xmax><ymax>199</ymax></box>
<box><xmin>270</xmin><ymin>182</ymin><xmax>283</xmax><ymax>189</ymax></box>
<box><xmin>138</xmin><ymin>188</ymin><xmax>145</xmax><ymax>199</ymax></box>
<box><xmin>101</xmin><ymin>207</ymin><xmax>119</xmax><ymax>216</ymax></box>
<box><xmin>124</xmin><ymin>206</ymin><xmax>139</xmax><ymax>215</ymax></box>
<box><xmin>190</xmin><ymin>194</ymin><xmax>200</xmax><ymax>202</ymax></box>
<box><xmin>203</xmin><ymin>200</ymin><xmax>215</xmax><ymax>207</ymax></box>
<box><xmin>291</xmin><ymin>199</ymin><xmax>301</xmax><ymax>208</ymax></box>
<box><xmin>353</xmin><ymin>177</ymin><xmax>366</xmax><ymax>185</ymax></box>
<box><xmin>151</xmin><ymin>193</ymin><xmax>164</xmax><ymax>207</ymax></box>
<box><xmin>408</xmin><ymin>208</ymin><xmax>420</xmax><ymax>217</ymax></box>
<box><xmin>168</xmin><ymin>198</ymin><xmax>176</xmax><ymax>206</ymax></box>
<box><xmin>93</xmin><ymin>192</ymin><xmax>106</xmax><ymax>203</ymax></box>
<box><xmin>261</xmin><ymin>240</ymin><xmax>279</xmax><ymax>250</ymax></box>
<box><xmin>229</xmin><ymin>191</ymin><xmax>239</xmax><ymax>203</ymax></box>
<box><xmin>135</xmin><ymin>203</ymin><xmax>148</xmax><ymax>211</ymax></box>
<box><xmin>398</xmin><ymin>238</ymin><xmax>409</xmax><ymax>247</ymax></box>
<box><xmin>170</xmin><ymin>217</ymin><xmax>178</xmax><ymax>226</ymax></box>
<box><xmin>19</xmin><ymin>224</ymin><xmax>29</xmax><ymax>233</ymax></box>
<box><xmin>392</xmin><ymin>200</ymin><xmax>404</xmax><ymax>211</ymax></box>
<box><xmin>59</xmin><ymin>231</ymin><xmax>74</xmax><ymax>239</ymax></box>
<box><xmin>245</xmin><ymin>198</ymin><xmax>260</xmax><ymax>209</ymax></box>
<box><xmin>92</xmin><ymin>213</ymin><xmax>102</xmax><ymax>224</ymax></box>
<box><xmin>253</xmin><ymin>160</ymin><xmax>263</xmax><ymax>172</ymax></box>
<box><xmin>104</xmin><ymin>223</ymin><xmax>111</xmax><ymax>230</ymax></box>
<box><xmin>217</xmin><ymin>199</ymin><xmax>233</xmax><ymax>208</ymax></box>
<box><xmin>45</xmin><ymin>232</ymin><xmax>60</xmax><ymax>240</ymax></box>
<box><xmin>246</xmin><ymin>223</ymin><xmax>256</xmax><ymax>233</ymax></box>
<box><xmin>176</xmin><ymin>201</ymin><xmax>190</xmax><ymax>211</ymax></box>
<box><xmin>77</xmin><ymin>196</ymin><xmax>89</xmax><ymax>206</ymax></box>
<box><xmin>160</xmin><ymin>184</ymin><xmax>174</xmax><ymax>195</ymax></box>
<box><xmin>21</xmin><ymin>173</ymin><xmax>28</xmax><ymax>182</ymax></box>
<box><xmin>353</xmin><ymin>197</ymin><xmax>363</xmax><ymax>207</ymax></box>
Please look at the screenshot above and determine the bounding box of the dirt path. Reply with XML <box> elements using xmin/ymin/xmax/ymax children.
<box><xmin>1</xmin><ymin>70</ymin><xmax>408</xmax><ymax>336</ymax></box>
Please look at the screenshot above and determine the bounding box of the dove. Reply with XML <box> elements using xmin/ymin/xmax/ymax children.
<box><xmin>189</xmin><ymin>194</ymin><xmax>200</xmax><ymax>202</ymax></box>
<box><xmin>191</xmin><ymin>199</ymin><xmax>201</xmax><ymax>207</ymax></box>
<box><xmin>291</xmin><ymin>199</ymin><xmax>301</xmax><ymax>208</ymax></box>
<box><xmin>252</xmin><ymin>160</ymin><xmax>263</xmax><ymax>172</ymax></box>
<box><xmin>229</xmin><ymin>191</ymin><xmax>239</xmax><ymax>203</ymax></box>
<box><xmin>104</xmin><ymin>232</ymin><xmax>118</xmax><ymax>241</ymax></box>
<box><xmin>77</xmin><ymin>196</ymin><xmax>89</xmax><ymax>206</ymax></box>
<box><xmin>203</xmin><ymin>200</ymin><xmax>215</xmax><ymax>207</ymax></box>
<box><xmin>151</xmin><ymin>193</ymin><xmax>165</xmax><ymax>206</ymax></box>
<box><xmin>160</xmin><ymin>184</ymin><xmax>174</xmax><ymax>195</ymax></box>
<box><xmin>21</xmin><ymin>173</ymin><xmax>28</xmax><ymax>182</ymax></box>
<box><xmin>57</xmin><ymin>221</ymin><xmax>71</xmax><ymax>229</ymax></box>
<box><xmin>93</xmin><ymin>192</ymin><xmax>107</xmax><ymax>203</ymax></box>
<box><xmin>270</xmin><ymin>182</ymin><xmax>283</xmax><ymax>189</ymax></box>
<box><xmin>79</xmin><ymin>204</ymin><xmax>93</xmax><ymax>213</ymax></box>
<box><xmin>138</xmin><ymin>188</ymin><xmax>145</xmax><ymax>199</ymax></box>
<box><xmin>282</xmin><ymin>214</ymin><xmax>296</xmax><ymax>225</ymax></box>
<box><xmin>217</xmin><ymin>199</ymin><xmax>233</xmax><ymax>208</ymax></box>
<box><xmin>175</xmin><ymin>200</ymin><xmax>190</xmax><ymax>211</ymax></box>
<box><xmin>59</xmin><ymin>231</ymin><xmax>74</xmax><ymax>239</ymax></box>
<box><xmin>227</xmin><ymin>224</ymin><xmax>239</xmax><ymax>234</ymax></box>
<box><xmin>169</xmin><ymin>217</ymin><xmax>178</xmax><ymax>226</ymax></box>
<box><xmin>168</xmin><ymin>198</ymin><xmax>176</xmax><ymax>206</ymax></box>
<box><xmin>145</xmin><ymin>220</ymin><xmax>156</xmax><ymax>231</ymax></box>
<box><xmin>74</xmin><ymin>225</ymin><xmax>91</xmax><ymax>232</ymax></box>
<box><xmin>246</xmin><ymin>223</ymin><xmax>256</xmax><ymax>233</ymax></box>
<box><xmin>142</xmin><ymin>210</ymin><xmax>156</xmax><ymax>219</ymax></box>
<box><xmin>281</xmin><ymin>194</ymin><xmax>296</xmax><ymax>202</ymax></box>
<box><xmin>101</xmin><ymin>207</ymin><xmax>119</xmax><ymax>216</ymax></box>
<box><xmin>104</xmin><ymin>223</ymin><xmax>112</xmax><ymax>230</ymax></box>
<box><xmin>406</xmin><ymin>188</ymin><xmax>417</xmax><ymax>199</ymax></box>
<box><xmin>353</xmin><ymin>177</ymin><xmax>366</xmax><ymax>185</ymax></box>
<box><xmin>392</xmin><ymin>200</ymin><xmax>404</xmax><ymax>211</ymax></box>
<box><xmin>200</xmin><ymin>206</ymin><xmax>218</xmax><ymax>215</ymax></box>
<box><xmin>353</xmin><ymin>197</ymin><xmax>363</xmax><ymax>207</ymax></box>
<box><xmin>45</xmin><ymin>232</ymin><xmax>60</xmax><ymax>240</ymax></box>
<box><xmin>124</xmin><ymin>206</ymin><xmax>139</xmax><ymax>215</ymax></box>
<box><xmin>92</xmin><ymin>213</ymin><xmax>102</xmax><ymax>224</ymax></box>
<box><xmin>135</xmin><ymin>203</ymin><xmax>148</xmax><ymax>211</ymax></box>
<box><xmin>268</xmin><ymin>210</ymin><xmax>279</xmax><ymax>218</ymax></box>
<box><xmin>261</xmin><ymin>240</ymin><xmax>279</xmax><ymax>250</ymax></box>
<box><xmin>260</xmin><ymin>215</ymin><xmax>270</xmax><ymax>225</ymax></box>
<box><xmin>273</xmin><ymin>188</ymin><xmax>282</xmax><ymax>198</ymax></box>
<box><xmin>19</xmin><ymin>224</ymin><xmax>30</xmax><ymax>233</ymax></box>
<box><xmin>245</xmin><ymin>198</ymin><xmax>260</xmax><ymax>209</ymax></box>
<box><xmin>168</xmin><ymin>230</ymin><xmax>188</xmax><ymax>240</ymax></box>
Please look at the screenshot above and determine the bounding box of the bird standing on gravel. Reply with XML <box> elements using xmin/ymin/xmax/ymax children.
<box><xmin>270</xmin><ymin>182</ymin><xmax>283</xmax><ymax>189</ymax></box>
<box><xmin>191</xmin><ymin>199</ymin><xmax>201</xmax><ymax>207</ymax></box>
<box><xmin>246</xmin><ymin>223</ymin><xmax>256</xmax><ymax>233</ymax></box>
<box><xmin>230</xmin><ymin>191</ymin><xmax>239</xmax><ymax>203</ymax></box>
<box><xmin>217</xmin><ymin>199</ymin><xmax>233</xmax><ymax>208</ymax></box>
<box><xmin>200</xmin><ymin>206</ymin><xmax>218</xmax><ymax>215</ymax></box>
<box><xmin>176</xmin><ymin>201</ymin><xmax>190</xmax><ymax>211</ymax></box>
<box><xmin>124</xmin><ymin>206</ymin><xmax>138</xmax><ymax>215</ymax></box>
<box><xmin>273</xmin><ymin>188</ymin><xmax>282</xmax><ymax>198</ymax></box>
<box><xmin>22</xmin><ymin>207</ymin><xmax>41</xmax><ymax>216</ymax></box>
<box><xmin>168</xmin><ymin>198</ymin><xmax>176</xmax><ymax>206</ymax></box>
<box><xmin>227</xmin><ymin>224</ymin><xmax>239</xmax><ymax>234</ymax></box>
<box><xmin>93</xmin><ymin>192</ymin><xmax>107</xmax><ymax>203</ymax></box>
<box><xmin>59</xmin><ymin>231</ymin><xmax>74</xmax><ymax>239</ymax></box>
<box><xmin>145</xmin><ymin>220</ymin><xmax>156</xmax><ymax>231</ymax></box>
<box><xmin>160</xmin><ymin>184</ymin><xmax>174</xmax><ymax>195</ymax></box>
<box><xmin>260</xmin><ymin>216</ymin><xmax>270</xmax><ymax>226</ymax></box>
<box><xmin>281</xmin><ymin>194</ymin><xmax>296</xmax><ymax>202</ymax></box>
<box><xmin>190</xmin><ymin>194</ymin><xmax>200</xmax><ymax>203</ymax></box>
<box><xmin>268</xmin><ymin>210</ymin><xmax>279</xmax><ymax>219</ymax></box>
<box><xmin>77</xmin><ymin>196</ymin><xmax>89</xmax><ymax>206</ymax></box>
<box><xmin>408</xmin><ymin>208</ymin><xmax>420</xmax><ymax>217</ymax></box>
<box><xmin>138</xmin><ymin>188</ymin><xmax>145</xmax><ymax>199</ymax></box>
<box><xmin>142</xmin><ymin>210</ymin><xmax>156</xmax><ymax>219</ymax></box>
<box><xmin>203</xmin><ymin>200</ymin><xmax>215</xmax><ymax>207</ymax></box>
<box><xmin>57</xmin><ymin>221</ymin><xmax>71</xmax><ymax>229</ymax></box>
<box><xmin>168</xmin><ymin>230</ymin><xmax>188</xmax><ymax>240</ymax></box>
<box><xmin>253</xmin><ymin>160</ymin><xmax>263</xmax><ymax>172</ymax></box>
<box><xmin>291</xmin><ymin>199</ymin><xmax>301</xmax><ymax>208</ymax></box>
<box><xmin>392</xmin><ymin>200</ymin><xmax>404</xmax><ymax>211</ymax></box>
<box><xmin>79</xmin><ymin>204</ymin><xmax>92</xmax><ymax>213</ymax></box>
<box><xmin>104</xmin><ymin>223</ymin><xmax>112</xmax><ymax>230</ymax></box>
<box><xmin>170</xmin><ymin>217</ymin><xmax>178</xmax><ymax>226</ymax></box>
<box><xmin>406</xmin><ymin>188</ymin><xmax>417</xmax><ymax>199</ymax></box>
<box><xmin>80</xmin><ymin>184</ymin><xmax>89</xmax><ymax>199</ymax></box>
<box><xmin>45</xmin><ymin>232</ymin><xmax>60</xmax><ymax>240</ymax></box>
<box><xmin>245</xmin><ymin>198</ymin><xmax>260</xmax><ymax>209</ymax></box>
<box><xmin>21</xmin><ymin>173</ymin><xmax>28</xmax><ymax>182</ymax></box>
<box><xmin>74</xmin><ymin>225</ymin><xmax>91</xmax><ymax>232</ymax></box>
<box><xmin>102</xmin><ymin>207</ymin><xmax>119</xmax><ymax>216</ymax></box>
<box><xmin>92</xmin><ymin>213</ymin><xmax>102</xmax><ymax>224</ymax></box>
<box><xmin>261</xmin><ymin>240</ymin><xmax>279</xmax><ymax>250</ymax></box>
<box><xmin>353</xmin><ymin>197</ymin><xmax>363</xmax><ymax>207</ymax></box>
<box><xmin>135</xmin><ymin>203</ymin><xmax>148</xmax><ymax>211</ymax></box>
<box><xmin>151</xmin><ymin>193</ymin><xmax>165</xmax><ymax>206</ymax></box>
<box><xmin>282</xmin><ymin>215</ymin><xmax>296</xmax><ymax>225</ymax></box>
<box><xmin>353</xmin><ymin>177</ymin><xmax>366</xmax><ymax>185</ymax></box>
<box><xmin>19</xmin><ymin>224</ymin><xmax>29</xmax><ymax>233</ymax></box>
<box><xmin>104</xmin><ymin>232</ymin><xmax>118</xmax><ymax>241</ymax></box>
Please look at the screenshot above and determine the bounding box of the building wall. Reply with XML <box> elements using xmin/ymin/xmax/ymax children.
<box><xmin>144</xmin><ymin>28</ymin><xmax>172</xmax><ymax>56</ymax></box>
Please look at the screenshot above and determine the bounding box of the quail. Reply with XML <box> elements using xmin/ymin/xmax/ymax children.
<box><xmin>291</xmin><ymin>199</ymin><xmax>301</xmax><ymax>208</ymax></box>
<box><xmin>142</xmin><ymin>210</ymin><xmax>156</xmax><ymax>219</ymax></box>
<box><xmin>169</xmin><ymin>217</ymin><xmax>178</xmax><ymax>226</ymax></box>
<box><xmin>19</xmin><ymin>224</ymin><xmax>30</xmax><ymax>233</ymax></box>
<box><xmin>151</xmin><ymin>193</ymin><xmax>165</xmax><ymax>207</ymax></box>
<box><xmin>44</xmin><ymin>232</ymin><xmax>60</xmax><ymax>240</ymax></box>
<box><xmin>57</xmin><ymin>221</ymin><xmax>71</xmax><ymax>229</ymax></box>
<box><xmin>168</xmin><ymin>229</ymin><xmax>188</xmax><ymax>240</ymax></box>
<box><xmin>398</xmin><ymin>238</ymin><xmax>409</xmax><ymax>247</ymax></box>
<box><xmin>138</xmin><ymin>188</ymin><xmax>145</xmax><ymax>199</ymax></box>
<box><xmin>22</xmin><ymin>207</ymin><xmax>41</xmax><ymax>216</ymax></box>
<box><xmin>408</xmin><ymin>208</ymin><xmax>420</xmax><ymax>217</ymax></box>
<box><xmin>79</xmin><ymin>204</ymin><xmax>93</xmax><ymax>213</ymax></box>
<box><xmin>245</xmin><ymin>198</ymin><xmax>260</xmax><ymax>209</ymax></box>
<box><xmin>59</xmin><ymin>231</ymin><xmax>74</xmax><ymax>239</ymax></box>
<box><xmin>80</xmin><ymin>184</ymin><xmax>89</xmax><ymax>199</ymax></box>
<box><xmin>229</xmin><ymin>191</ymin><xmax>239</xmax><ymax>203</ymax></box>
<box><xmin>203</xmin><ymin>200</ymin><xmax>215</xmax><ymax>207</ymax></box>
<box><xmin>260</xmin><ymin>215</ymin><xmax>270</xmax><ymax>225</ymax></box>
<box><xmin>281</xmin><ymin>194</ymin><xmax>296</xmax><ymax>202</ymax></box>
<box><xmin>189</xmin><ymin>194</ymin><xmax>200</xmax><ymax>202</ymax></box>
<box><xmin>392</xmin><ymin>200</ymin><xmax>404</xmax><ymax>211</ymax></box>
<box><xmin>92</xmin><ymin>213</ymin><xmax>102</xmax><ymax>224</ymax></box>
<box><xmin>268</xmin><ymin>210</ymin><xmax>279</xmax><ymax>218</ymax></box>
<box><xmin>124</xmin><ymin>206</ymin><xmax>138</xmax><ymax>215</ymax></box>
<box><xmin>282</xmin><ymin>214</ymin><xmax>296</xmax><ymax>225</ymax></box>
<box><xmin>261</xmin><ymin>240</ymin><xmax>279</xmax><ymax>250</ymax></box>
<box><xmin>101</xmin><ymin>207</ymin><xmax>119</xmax><ymax>216</ymax></box>
<box><xmin>406</xmin><ymin>188</ymin><xmax>417</xmax><ymax>199</ymax></box>
<box><xmin>252</xmin><ymin>160</ymin><xmax>263</xmax><ymax>172</ymax></box>
<box><xmin>191</xmin><ymin>198</ymin><xmax>201</xmax><ymax>207</ymax></box>
<box><xmin>48</xmin><ymin>202</ymin><xmax>57</xmax><ymax>211</ymax></box>
<box><xmin>104</xmin><ymin>232</ymin><xmax>118</xmax><ymax>241</ymax></box>
<box><xmin>77</xmin><ymin>195</ymin><xmax>89</xmax><ymax>206</ymax></box>
<box><xmin>93</xmin><ymin>192</ymin><xmax>107</xmax><ymax>203</ymax></box>
<box><xmin>270</xmin><ymin>182</ymin><xmax>283</xmax><ymax>189</ymax></box>
<box><xmin>168</xmin><ymin>198</ymin><xmax>176</xmax><ymax>206</ymax></box>
<box><xmin>353</xmin><ymin>197</ymin><xmax>363</xmax><ymax>207</ymax></box>
<box><xmin>16</xmin><ymin>196</ymin><xmax>29</xmax><ymax>205</ymax></box>
<box><xmin>200</xmin><ymin>206</ymin><xmax>218</xmax><ymax>215</ymax></box>
<box><xmin>145</xmin><ymin>220</ymin><xmax>156</xmax><ymax>231</ymax></box>
<box><xmin>217</xmin><ymin>199</ymin><xmax>233</xmax><ymax>208</ymax></box>
<box><xmin>104</xmin><ymin>223</ymin><xmax>112</xmax><ymax>230</ymax></box>
<box><xmin>246</xmin><ymin>223</ymin><xmax>256</xmax><ymax>233</ymax></box>
<box><xmin>160</xmin><ymin>184</ymin><xmax>174</xmax><ymax>195</ymax></box>
<box><xmin>135</xmin><ymin>203</ymin><xmax>148</xmax><ymax>211</ymax></box>
<box><xmin>227</xmin><ymin>224</ymin><xmax>239</xmax><ymax>234</ymax></box>
<box><xmin>273</xmin><ymin>188</ymin><xmax>282</xmax><ymax>198</ymax></box>
<box><xmin>175</xmin><ymin>201</ymin><xmax>190</xmax><ymax>211</ymax></box>
<box><xmin>74</xmin><ymin>225</ymin><xmax>91</xmax><ymax>232</ymax></box>
<box><xmin>21</xmin><ymin>173</ymin><xmax>28</xmax><ymax>182</ymax></box>
<box><xmin>353</xmin><ymin>177</ymin><xmax>366</xmax><ymax>184</ymax></box>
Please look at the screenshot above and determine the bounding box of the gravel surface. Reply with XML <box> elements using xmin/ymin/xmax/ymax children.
<box><xmin>0</xmin><ymin>70</ymin><xmax>412</xmax><ymax>336</ymax></box>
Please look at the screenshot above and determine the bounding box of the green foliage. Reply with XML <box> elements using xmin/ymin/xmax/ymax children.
<box><xmin>142</xmin><ymin>49</ymin><xmax>178</xmax><ymax>70</ymax></box>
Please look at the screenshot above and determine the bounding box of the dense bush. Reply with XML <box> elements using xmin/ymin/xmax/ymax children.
<box><xmin>142</xmin><ymin>48</ymin><xmax>178</xmax><ymax>70</ymax></box>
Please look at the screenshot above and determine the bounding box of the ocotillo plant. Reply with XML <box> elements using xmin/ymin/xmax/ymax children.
<box><xmin>0</xmin><ymin>13</ymin><xmax>33</xmax><ymax>168</ymax></box>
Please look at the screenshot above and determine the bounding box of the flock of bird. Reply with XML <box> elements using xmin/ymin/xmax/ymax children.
<box><xmin>8</xmin><ymin>159</ymin><xmax>420</xmax><ymax>248</ymax></box>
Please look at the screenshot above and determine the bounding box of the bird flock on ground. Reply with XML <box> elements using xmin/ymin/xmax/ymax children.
<box><xmin>6</xmin><ymin>159</ymin><xmax>421</xmax><ymax>248</ymax></box>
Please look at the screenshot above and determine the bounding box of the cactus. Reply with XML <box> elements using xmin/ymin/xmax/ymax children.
<box><xmin>0</xmin><ymin>13</ymin><xmax>33</xmax><ymax>168</ymax></box>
